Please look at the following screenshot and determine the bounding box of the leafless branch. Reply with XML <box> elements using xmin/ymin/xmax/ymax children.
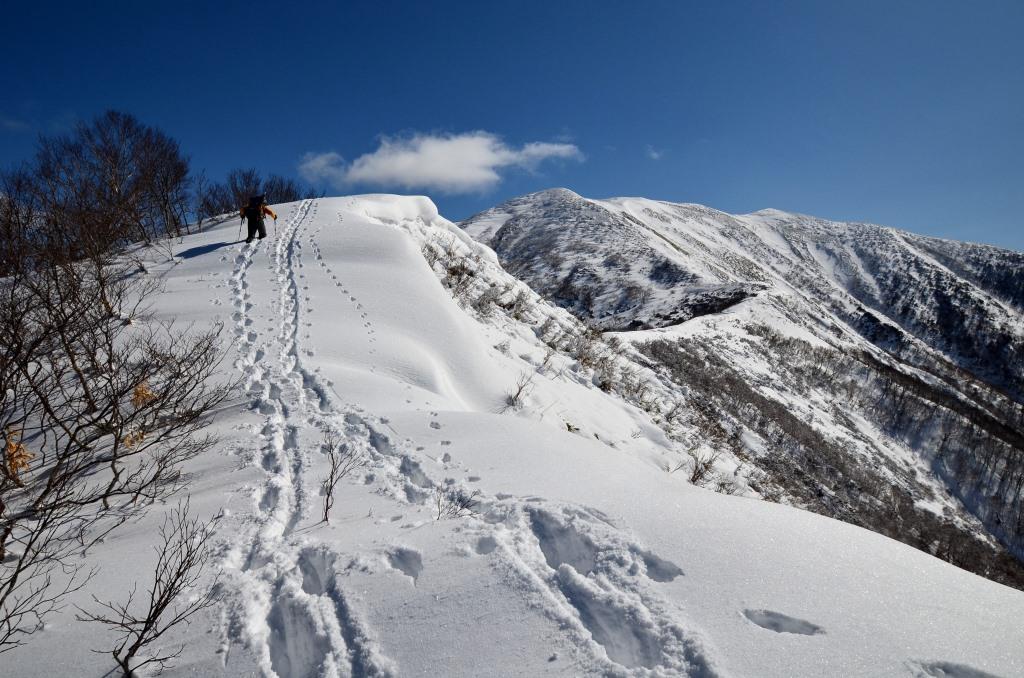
<box><xmin>320</xmin><ymin>432</ymin><xmax>367</xmax><ymax>523</ymax></box>
<box><xmin>76</xmin><ymin>498</ymin><xmax>219</xmax><ymax>677</ymax></box>
<box><xmin>435</xmin><ymin>486</ymin><xmax>481</xmax><ymax>520</ymax></box>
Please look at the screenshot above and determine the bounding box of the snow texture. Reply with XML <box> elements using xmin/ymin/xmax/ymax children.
<box><xmin>6</xmin><ymin>195</ymin><xmax>1024</xmax><ymax>678</ymax></box>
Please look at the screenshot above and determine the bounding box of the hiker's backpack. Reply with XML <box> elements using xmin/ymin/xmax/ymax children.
<box><xmin>245</xmin><ymin>195</ymin><xmax>266</xmax><ymax>225</ymax></box>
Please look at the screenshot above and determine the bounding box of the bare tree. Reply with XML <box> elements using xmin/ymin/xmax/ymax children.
<box><xmin>192</xmin><ymin>171</ymin><xmax>234</xmax><ymax>228</ymax></box>
<box><xmin>537</xmin><ymin>347</ymin><xmax>557</xmax><ymax>375</ymax></box>
<box><xmin>0</xmin><ymin>168</ymin><xmax>43</xmax><ymax>272</ymax></box>
<box><xmin>77</xmin><ymin>498</ymin><xmax>218</xmax><ymax>677</ymax></box>
<box><xmin>0</xmin><ymin>112</ymin><xmax>231</xmax><ymax>651</ymax></box>
<box><xmin>263</xmin><ymin>174</ymin><xmax>319</xmax><ymax>204</ymax></box>
<box><xmin>0</xmin><ymin>255</ymin><xmax>230</xmax><ymax>651</ymax></box>
<box><xmin>663</xmin><ymin>401</ymin><xmax>685</xmax><ymax>425</ymax></box>
<box><xmin>664</xmin><ymin>459</ymin><xmax>688</xmax><ymax>474</ymax></box>
<box><xmin>225</xmin><ymin>168</ymin><xmax>263</xmax><ymax>208</ymax></box>
<box><xmin>21</xmin><ymin>111</ymin><xmax>192</xmax><ymax>259</ymax></box>
<box><xmin>321</xmin><ymin>432</ymin><xmax>367</xmax><ymax>523</ymax></box>
<box><xmin>195</xmin><ymin>170</ymin><xmax>317</xmax><ymax>226</ymax></box>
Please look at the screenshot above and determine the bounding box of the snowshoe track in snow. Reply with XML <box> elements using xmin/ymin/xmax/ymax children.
<box><xmin>245</xmin><ymin>201</ymin><xmax>717</xmax><ymax>676</ymax></box>
<box><xmin>221</xmin><ymin>199</ymin><xmax>395</xmax><ymax>677</ymax></box>
<box><xmin>518</xmin><ymin>506</ymin><xmax>713</xmax><ymax>674</ymax></box>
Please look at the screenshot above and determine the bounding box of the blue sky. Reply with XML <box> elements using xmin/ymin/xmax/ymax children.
<box><xmin>3</xmin><ymin>1</ymin><xmax>1022</xmax><ymax>250</ymax></box>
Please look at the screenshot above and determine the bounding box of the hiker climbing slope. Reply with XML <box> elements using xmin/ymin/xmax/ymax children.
<box><xmin>241</xmin><ymin>195</ymin><xmax>277</xmax><ymax>243</ymax></box>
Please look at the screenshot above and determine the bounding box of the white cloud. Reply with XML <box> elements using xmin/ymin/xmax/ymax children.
<box><xmin>299</xmin><ymin>132</ymin><xmax>583</xmax><ymax>194</ymax></box>
<box><xmin>298</xmin><ymin>151</ymin><xmax>348</xmax><ymax>186</ymax></box>
<box><xmin>645</xmin><ymin>145</ymin><xmax>664</xmax><ymax>160</ymax></box>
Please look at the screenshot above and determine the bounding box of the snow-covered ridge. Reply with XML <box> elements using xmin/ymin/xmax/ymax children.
<box><xmin>463</xmin><ymin>189</ymin><xmax>1023</xmax><ymax>390</ymax></box>
<box><xmin>462</xmin><ymin>188</ymin><xmax>1024</xmax><ymax>587</ymax></box>
<box><xmin>8</xmin><ymin>195</ymin><xmax>1024</xmax><ymax>677</ymax></box>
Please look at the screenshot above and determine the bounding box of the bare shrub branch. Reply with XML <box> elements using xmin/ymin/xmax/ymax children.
<box><xmin>321</xmin><ymin>432</ymin><xmax>367</xmax><ymax>523</ymax></box>
<box><xmin>502</xmin><ymin>372</ymin><xmax>535</xmax><ymax>413</ymax></box>
<box><xmin>76</xmin><ymin>498</ymin><xmax>218</xmax><ymax>677</ymax></box>
<box><xmin>688</xmin><ymin>449</ymin><xmax>720</xmax><ymax>487</ymax></box>
<box><xmin>0</xmin><ymin>257</ymin><xmax>230</xmax><ymax>651</ymax></box>
<box><xmin>435</xmin><ymin>486</ymin><xmax>481</xmax><ymax>520</ymax></box>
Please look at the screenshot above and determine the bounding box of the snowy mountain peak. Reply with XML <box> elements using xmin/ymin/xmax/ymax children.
<box><xmin>533</xmin><ymin>186</ymin><xmax>585</xmax><ymax>200</ymax></box>
<box><xmin>746</xmin><ymin>207</ymin><xmax>799</xmax><ymax>219</ymax></box>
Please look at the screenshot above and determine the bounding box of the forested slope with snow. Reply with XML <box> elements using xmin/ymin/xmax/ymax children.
<box><xmin>463</xmin><ymin>189</ymin><xmax>1024</xmax><ymax>589</ymax></box>
<box><xmin>6</xmin><ymin>196</ymin><xmax>1024</xmax><ymax>678</ymax></box>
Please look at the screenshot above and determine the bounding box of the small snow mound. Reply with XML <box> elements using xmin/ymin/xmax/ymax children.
<box><xmin>475</xmin><ymin>535</ymin><xmax>499</xmax><ymax>555</ymax></box>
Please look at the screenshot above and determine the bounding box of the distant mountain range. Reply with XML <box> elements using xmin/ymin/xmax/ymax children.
<box><xmin>464</xmin><ymin>188</ymin><xmax>1024</xmax><ymax>587</ymax></box>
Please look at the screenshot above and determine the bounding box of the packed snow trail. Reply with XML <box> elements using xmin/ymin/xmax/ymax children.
<box><xmin>217</xmin><ymin>198</ymin><xmax>721</xmax><ymax>677</ymax></box>
<box><xmin>221</xmin><ymin>199</ymin><xmax>396</xmax><ymax>677</ymax></box>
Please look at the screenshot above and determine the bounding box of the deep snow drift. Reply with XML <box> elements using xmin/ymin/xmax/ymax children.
<box><xmin>6</xmin><ymin>196</ymin><xmax>1024</xmax><ymax>677</ymax></box>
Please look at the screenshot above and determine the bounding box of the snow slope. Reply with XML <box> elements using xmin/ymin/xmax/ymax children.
<box><xmin>462</xmin><ymin>189</ymin><xmax>1024</xmax><ymax>586</ymax></box>
<box><xmin>6</xmin><ymin>196</ymin><xmax>1024</xmax><ymax>678</ymax></box>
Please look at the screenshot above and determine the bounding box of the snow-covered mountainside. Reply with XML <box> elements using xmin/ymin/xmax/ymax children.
<box><xmin>8</xmin><ymin>195</ymin><xmax>1024</xmax><ymax>677</ymax></box>
<box><xmin>463</xmin><ymin>188</ymin><xmax>1024</xmax><ymax>588</ymax></box>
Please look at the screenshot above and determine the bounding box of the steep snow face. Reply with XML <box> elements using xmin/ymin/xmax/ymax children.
<box><xmin>463</xmin><ymin>189</ymin><xmax>1024</xmax><ymax>585</ymax></box>
<box><xmin>9</xmin><ymin>195</ymin><xmax>1024</xmax><ymax>678</ymax></box>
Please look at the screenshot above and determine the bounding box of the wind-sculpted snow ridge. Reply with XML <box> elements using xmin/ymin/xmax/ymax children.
<box><xmin>7</xmin><ymin>195</ymin><xmax>1024</xmax><ymax>678</ymax></box>
<box><xmin>462</xmin><ymin>189</ymin><xmax>1024</xmax><ymax>589</ymax></box>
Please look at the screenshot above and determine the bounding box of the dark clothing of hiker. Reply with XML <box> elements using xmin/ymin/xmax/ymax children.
<box><xmin>241</xmin><ymin>197</ymin><xmax>277</xmax><ymax>242</ymax></box>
